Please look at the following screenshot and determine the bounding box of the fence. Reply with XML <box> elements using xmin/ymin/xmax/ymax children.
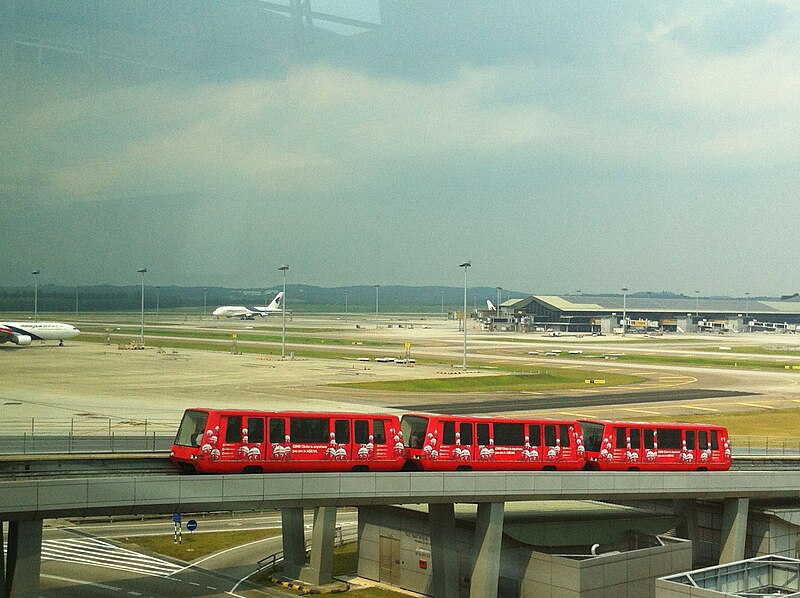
<box><xmin>1</xmin><ymin>417</ymin><xmax>177</xmax><ymax>454</ymax></box>
<box><xmin>731</xmin><ymin>436</ymin><xmax>800</xmax><ymax>456</ymax></box>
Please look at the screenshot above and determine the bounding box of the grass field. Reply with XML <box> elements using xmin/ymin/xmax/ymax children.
<box><xmin>333</xmin><ymin>369</ymin><xmax>643</xmax><ymax>392</ymax></box>
<box><xmin>655</xmin><ymin>407</ymin><xmax>800</xmax><ymax>438</ymax></box>
<box><xmin>550</xmin><ymin>351</ymin><xmax>800</xmax><ymax>371</ymax></box>
<box><xmin>122</xmin><ymin>528</ymin><xmax>282</xmax><ymax>561</ymax></box>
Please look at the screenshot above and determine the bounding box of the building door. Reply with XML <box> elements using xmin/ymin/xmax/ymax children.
<box><xmin>379</xmin><ymin>536</ymin><xmax>401</xmax><ymax>585</ymax></box>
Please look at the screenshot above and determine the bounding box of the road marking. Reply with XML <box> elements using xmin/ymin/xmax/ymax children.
<box><xmin>736</xmin><ymin>402</ymin><xmax>775</xmax><ymax>410</ymax></box>
<box><xmin>619</xmin><ymin>408</ymin><xmax>662</xmax><ymax>416</ymax></box>
<box><xmin>42</xmin><ymin>538</ymin><xmax>183</xmax><ymax>578</ymax></box>
<box><xmin>681</xmin><ymin>405</ymin><xmax>720</xmax><ymax>412</ymax></box>
<box><xmin>558</xmin><ymin>412</ymin><xmax>595</xmax><ymax>418</ymax></box>
<box><xmin>41</xmin><ymin>574</ymin><xmax>121</xmax><ymax>592</ymax></box>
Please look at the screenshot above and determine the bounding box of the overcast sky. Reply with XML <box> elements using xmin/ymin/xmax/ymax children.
<box><xmin>2</xmin><ymin>1</ymin><xmax>798</xmax><ymax>296</ymax></box>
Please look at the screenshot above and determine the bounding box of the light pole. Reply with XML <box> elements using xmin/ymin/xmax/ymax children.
<box><xmin>460</xmin><ymin>261</ymin><xmax>471</xmax><ymax>368</ymax></box>
<box><xmin>441</xmin><ymin>291</ymin><xmax>444</xmax><ymax>316</ymax></box>
<box><xmin>344</xmin><ymin>289</ymin><xmax>349</xmax><ymax>321</ymax></box>
<box><xmin>695</xmin><ymin>290</ymin><xmax>699</xmax><ymax>317</ymax></box>
<box><xmin>203</xmin><ymin>288</ymin><xmax>207</xmax><ymax>318</ymax></box>
<box><xmin>156</xmin><ymin>286</ymin><xmax>160</xmax><ymax>321</ymax></box>
<box><xmin>32</xmin><ymin>270</ymin><xmax>40</xmax><ymax>321</ymax></box>
<box><xmin>621</xmin><ymin>287</ymin><xmax>628</xmax><ymax>336</ymax></box>
<box><xmin>279</xmin><ymin>264</ymin><xmax>288</xmax><ymax>358</ymax></box>
<box><xmin>137</xmin><ymin>268</ymin><xmax>147</xmax><ymax>345</ymax></box>
<box><xmin>496</xmin><ymin>287</ymin><xmax>502</xmax><ymax>318</ymax></box>
<box><xmin>75</xmin><ymin>288</ymin><xmax>78</xmax><ymax>318</ymax></box>
<box><xmin>374</xmin><ymin>284</ymin><xmax>380</xmax><ymax>326</ymax></box>
<box><xmin>745</xmin><ymin>292</ymin><xmax>750</xmax><ymax>319</ymax></box>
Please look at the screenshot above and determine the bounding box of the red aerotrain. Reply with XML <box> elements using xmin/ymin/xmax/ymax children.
<box><xmin>170</xmin><ymin>409</ymin><xmax>731</xmax><ymax>474</ymax></box>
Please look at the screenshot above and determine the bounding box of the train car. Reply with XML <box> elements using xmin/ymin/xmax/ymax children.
<box><xmin>170</xmin><ymin>409</ymin><xmax>406</xmax><ymax>474</ymax></box>
<box><xmin>400</xmin><ymin>413</ymin><xmax>586</xmax><ymax>471</ymax></box>
<box><xmin>579</xmin><ymin>420</ymin><xmax>731</xmax><ymax>471</ymax></box>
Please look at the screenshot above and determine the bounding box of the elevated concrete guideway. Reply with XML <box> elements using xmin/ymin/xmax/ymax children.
<box><xmin>0</xmin><ymin>470</ymin><xmax>794</xmax><ymax>598</ymax></box>
<box><xmin>1</xmin><ymin>470</ymin><xmax>798</xmax><ymax>519</ymax></box>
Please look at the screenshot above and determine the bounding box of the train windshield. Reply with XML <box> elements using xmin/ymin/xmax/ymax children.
<box><xmin>174</xmin><ymin>410</ymin><xmax>209</xmax><ymax>447</ymax></box>
<box><xmin>401</xmin><ymin>415</ymin><xmax>429</xmax><ymax>449</ymax></box>
<box><xmin>579</xmin><ymin>421</ymin><xmax>605</xmax><ymax>452</ymax></box>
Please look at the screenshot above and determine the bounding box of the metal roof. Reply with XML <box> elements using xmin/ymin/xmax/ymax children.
<box><xmin>526</xmin><ymin>295</ymin><xmax>800</xmax><ymax>316</ymax></box>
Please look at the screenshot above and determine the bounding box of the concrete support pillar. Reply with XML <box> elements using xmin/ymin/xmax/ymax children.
<box><xmin>673</xmin><ymin>499</ymin><xmax>699</xmax><ymax>565</ymax></box>
<box><xmin>469</xmin><ymin>502</ymin><xmax>505</xmax><ymax>598</ymax></box>
<box><xmin>428</xmin><ymin>503</ymin><xmax>459</xmax><ymax>598</ymax></box>
<box><xmin>4</xmin><ymin>519</ymin><xmax>43</xmax><ymax>598</ymax></box>
<box><xmin>719</xmin><ymin>498</ymin><xmax>749</xmax><ymax>564</ymax></box>
<box><xmin>281</xmin><ymin>507</ymin><xmax>307</xmax><ymax>580</ymax></box>
<box><xmin>298</xmin><ymin>506</ymin><xmax>337</xmax><ymax>586</ymax></box>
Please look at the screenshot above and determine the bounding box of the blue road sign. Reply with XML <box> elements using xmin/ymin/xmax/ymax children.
<box><xmin>172</xmin><ymin>512</ymin><xmax>181</xmax><ymax>524</ymax></box>
<box><xmin>186</xmin><ymin>519</ymin><xmax>198</xmax><ymax>532</ymax></box>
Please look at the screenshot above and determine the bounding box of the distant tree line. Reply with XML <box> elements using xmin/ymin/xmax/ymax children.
<box><xmin>0</xmin><ymin>284</ymin><xmax>529</xmax><ymax>313</ymax></box>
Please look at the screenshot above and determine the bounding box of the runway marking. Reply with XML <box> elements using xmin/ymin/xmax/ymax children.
<box><xmin>681</xmin><ymin>405</ymin><xmax>720</xmax><ymax>412</ymax></box>
<box><xmin>558</xmin><ymin>412</ymin><xmax>595</xmax><ymax>418</ymax></box>
<box><xmin>736</xmin><ymin>402</ymin><xmax>775</xmax><ymax>410</ymax></box>
<box><xmin>619</xmin><ymin>408</ymin><xmax>662</xmax><ymax>416</ymax></box>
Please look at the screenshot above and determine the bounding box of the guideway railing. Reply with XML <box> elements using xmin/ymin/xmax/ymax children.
<box><xmin>1</xmin><ymin>417</ymin><xmax>177</xmax><ymax>454</ymax></box>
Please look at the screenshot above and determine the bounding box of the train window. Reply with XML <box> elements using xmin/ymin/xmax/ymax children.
<box><xmin>494</xmin><ymin>423</ymin><xmax>524</xmax><ymax>446</ymax></box>
<box><xmin>336</xmin><ymin>420</ymin><xmax>351</xmax><ymax>444</ymax></box>
<box><xmin>291</xmin><ymin>418</ymin><xmax>329</xmax><ymax>443</ymax></box>
<box><xmin>615</xmin><ymin>428</ymin><xmax>627</xmax><ymax>449</ymax></box>
<box><xmin>373</xmin><ymin>419</ymin><xmax>386</xmax><ymax>444</ymax></box>
<box><xmin>248</xmin><ymin>418</ymin><xmax>264</xmax><ymax>444</ymax></box>
<box><xmin>175</xmin><ymin>410</ymin><xmax>208</xmax><ymax>447</ymax></box>
<box><xmin>401</xmin><ymin>416</ymin><xmax>428</xmax><ymax>449</ymax></box>
<box><xmin>528</xmin><ymin>425</ymin><xmax>541</xmax><ymax>446</ymax></box>
<box><xmin>658</xmin><ymin>428</ymin><xmax>681</xmax><ymax>449</ymax></box>
<box><xmin>579</xmin><ymin>421</ymin><xmax>603</xmax><ymax>452</ymax></box>
<box><xmin>629</xmin><ymin>428</ymin><xmax>641</xmax><ymax>450</ymax></box>
<box><xmin>685</xmin><ymin>430</ymin><xmax>696</xmax><ymax>450</ymax></box>
<box><xmin>477</xmin><ymin>423</ymin><xmax>490</xmax><ymax>445</ymax></box>
<box><xmin>459</xmin><ymin>423</ymin><xmax>473</xmax><ymax>445</ymax></box>
<box><xmin>270</xmin><ymin>418</ymin><xmax>285</xmax><ymax>443</ymax></box>
<box><xmin>699</xmin><ymin>431</ymin><xmax>708</xmax><ymax>449</ymax></box>
<box><xmin>544</xmin><ymin>425</ymin><xmax>556</xmax><ymax>447</ymax></box>
<box><xmin>442</xmin><ymin>421</ymin><xmax>456</xmax><ymax>445</ymax></box>
<box><xmin>225</xmin><ymin>416</ymin><xmax>242</xmax><ymax>443</ymax></box>
<box><xmin>644</xmin><ymin>429</ymin><xmax>655</xmax><ymax>449</ymax></box>
<box><xmin>559</xmin><ymin>425</ymin><xmax>571</xmax><ymax>447</ymax></box>
<box><xmin>354</xmin><ymin>420</ymin><xmax>369</xmax><ymax>444</ymax></box>
<box><xmin>710</xmin><ymin>430</ymin><xmax>719</xmax><ymax>450</ymax></box>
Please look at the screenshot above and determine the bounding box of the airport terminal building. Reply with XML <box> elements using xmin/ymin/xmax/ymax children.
<box><xmin>489</xmin><ymin>295</ymin><xmax>800</xmax><ymax>335</ymax></box>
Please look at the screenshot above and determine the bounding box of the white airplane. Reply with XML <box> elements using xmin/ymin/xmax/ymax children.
<box><xmin>0</xmin><ymin>321</ymin><xmax>80</xmax><ymax>346</ymax></box>
<box><xmin>212</xmin><ymin>292</ymin><xmax>284</xmax><ymax>320</ymax></box>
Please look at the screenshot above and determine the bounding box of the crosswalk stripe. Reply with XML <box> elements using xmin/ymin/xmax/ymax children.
<box><xmin>41</xmin><ymin>538</ymin><xmax>183</xmax><ymax>578</ymax></box>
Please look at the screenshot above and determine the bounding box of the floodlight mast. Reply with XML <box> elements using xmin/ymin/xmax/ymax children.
<box><xmin>279</xmin><ymin>265</ymin><xmax>288</xmax><ymax>358</ymax></box>
<box><xmin>460</xmin><ymin>261</ymin><xmax>471</xmax><ymax>368</ymax></box>
<box><xmin>621</xmin><ymin>287</ymin><xmax>628</xmax><ymax>336</ymax></box>
<box><xmin>32</xmin><ymin>270</ymin><xmax>40</xmax><ymax>321</ymax></box>
<box><xmin>137</xmin><ymin>268</ymin><xmax>147</xmax><ymax>344</ymax></box>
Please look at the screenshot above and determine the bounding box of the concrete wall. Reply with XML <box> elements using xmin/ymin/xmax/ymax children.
<box><xmin>358</xmin><ymin>505</ymin><xmax>692</xmax><ymax>598</ymax></box>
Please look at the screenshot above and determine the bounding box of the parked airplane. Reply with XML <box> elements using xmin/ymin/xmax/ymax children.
<box><xmin>212</xmin><ymin>292</ymin><xmax>284</xmax><ymax>320</ymax></box>
<box><xmin>0</xmin><ymin>322</ymin><xmax>80</xmax><ymax>346</ymax></box>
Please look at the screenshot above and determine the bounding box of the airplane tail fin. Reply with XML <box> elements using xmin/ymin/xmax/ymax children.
<box><xmin>266</xmin><ymin>292</ymin><xmax>284</xmax><ymax>311</ymax></box>
<box><xmin>487</xmin><ymin>299</ymin><xmax>496</xmax><ymax>312</ymax></box>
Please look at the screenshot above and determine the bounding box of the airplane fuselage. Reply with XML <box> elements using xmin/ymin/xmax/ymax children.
<box><xmin>0</xmin><ymin>322</ymin><xmax>81</xmax><ymax>346</ymax></box>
